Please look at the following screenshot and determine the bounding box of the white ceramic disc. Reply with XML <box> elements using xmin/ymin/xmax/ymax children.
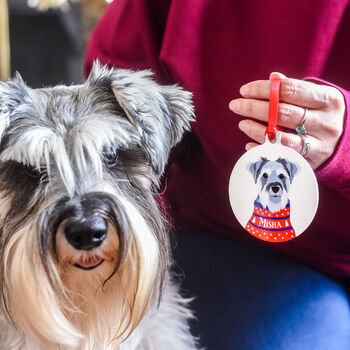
<box><xmin>228</xmin><ymin>133</ymin><xmax>319</xmax><ymax>242</ymax></box>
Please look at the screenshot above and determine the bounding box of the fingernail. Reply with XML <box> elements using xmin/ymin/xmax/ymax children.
<box><xmin>238</xmin><ymin>120</ymin><xmax>249</xmax><ymax>134</ymax></box>
<box><xmin>270</xmin><ymin>72</ymin><xmax>287</xmax><ymax>79</ymax></box>
<box><xmin>229</xmin><ymin>100</ymin><xmax>240</xmax><ymax>113</ymax></box>
<box><xmin>245</xmin><ymin>144</ymin><xmax>252</xmax><ymax>151</ymax></box>
<box><xmin>240</xmin><ymin>84</ymin><xmax>248</xmax><ymax>95</ymax></box>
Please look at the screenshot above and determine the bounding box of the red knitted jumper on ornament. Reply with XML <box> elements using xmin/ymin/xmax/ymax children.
<box><xmin>245</xmin><ymin>201</ymin><xmax>295</xmax><ymax>242</ymax></box>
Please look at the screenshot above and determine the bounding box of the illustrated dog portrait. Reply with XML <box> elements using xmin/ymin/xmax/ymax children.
<box><xmin>0</xmin><ymin>62</ymin><xmax>199</xmax><ymax>349</ymax></box>
<box><xmin>246</xmin><ymin>157</ymin><xmax>300</xmax><ymax>242</ymax></box>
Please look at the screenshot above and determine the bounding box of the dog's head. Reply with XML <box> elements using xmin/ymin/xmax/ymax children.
<box><xmin>248</xmin><ymin>157</ymin><xmax>299</xmax><ymax>212</ymax></box>
<box><xmin>0</xmin><ymin>62</ymin><xmax>194</xmax><ymax>348</ymax></box>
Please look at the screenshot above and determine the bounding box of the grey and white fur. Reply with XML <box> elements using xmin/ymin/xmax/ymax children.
<box><xmin>0</xmin><ymin>62</ymin><xmax>199</xmax><ymax>350</ymax></box>
<box><xmin>249</xmin><ymin>157</ymin><xmax>300</xmax><ymax>213</ymax></box>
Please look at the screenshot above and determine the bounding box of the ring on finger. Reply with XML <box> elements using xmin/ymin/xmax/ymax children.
<box><xmin>299</xmin><ymin>133</ymin><xmax>310</xmax><ymax>157</ymax></box>
<box><xmin>296</xmin><ymin>107</ymin><xmax>308</xmax><ymax>135</ymax></box>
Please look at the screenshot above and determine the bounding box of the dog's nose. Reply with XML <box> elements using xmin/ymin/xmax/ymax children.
<box><xmin>271</xmin><ymin>186</ymin><xmax>280</xmax><ymax>194</ymax></box>
<box><xmin>64</xmin><ymin>216</ymin><xmax>107</xmax><ymax>250</ymax></box>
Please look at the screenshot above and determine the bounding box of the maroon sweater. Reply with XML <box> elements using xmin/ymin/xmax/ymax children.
<box><xmin>85</xmin><ymin>0</ymin><xmax>350</xmax><ymax>278</ymax></box>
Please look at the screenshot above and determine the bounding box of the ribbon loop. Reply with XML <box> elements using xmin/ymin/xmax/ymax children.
<box><xmin>265</xmin><ymin>74</ymin><xmax>282</xmax><ymax>141</ymax></box>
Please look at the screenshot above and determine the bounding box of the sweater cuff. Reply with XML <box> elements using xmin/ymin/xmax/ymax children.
<box><xmin>303</xmin><ymin>77</ymin><xmax>350</xmax><ymax>190</ymax></box>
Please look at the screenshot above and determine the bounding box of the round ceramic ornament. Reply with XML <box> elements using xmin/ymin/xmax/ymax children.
<box><xmin>228</xmin><ymin>76</ymin><xmax>319</xmax><ymax>242</ymax></box>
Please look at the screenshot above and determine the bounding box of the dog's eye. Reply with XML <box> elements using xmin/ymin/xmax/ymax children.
<box><xmin>103</xmin><ymin>151</ymin><xmax>118</xmax><ymax>167</ymax></box>
<box><xmin>24</xmin><ymin>165</ymin><xmax>44</xmax><ymax>179</ymax></box>
<box><xmin>278</xmin><ymin>174</ymin><xmax>285</xmax><ymax>180</ymax></box>
<box><xmin>262</xmin><ymin>173</ymin><xmax>268</xmax><ymax>178</ymax></box>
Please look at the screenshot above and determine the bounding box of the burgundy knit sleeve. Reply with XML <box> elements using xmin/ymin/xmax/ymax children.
<box><xmin>304</xmin><ymin>78</ymin><xmax>350</xmax><ymax>201</ymax></box>
<box><xmin>84</xmin><ymin>0</ymin><xmax>171</xmax><ymax>83</ymax></box>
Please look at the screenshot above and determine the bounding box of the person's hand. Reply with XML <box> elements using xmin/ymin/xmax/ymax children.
<box><xmin>229</xmin><ymin>73</ymin><xmax>345</xmax><ymax>169</ymax></box>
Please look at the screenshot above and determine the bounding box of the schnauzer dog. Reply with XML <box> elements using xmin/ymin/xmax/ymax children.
<box><xmin>246</xmin><ymin>157</ymin><xmax>299</xmax><ymax>242</ymax></box>
<box><xmin>0</xmin><ymin>62</ymin><xmax>199</xmax><ymax>349</ymax></box>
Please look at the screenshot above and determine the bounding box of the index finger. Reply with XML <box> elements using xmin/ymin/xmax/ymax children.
<box><xmin>240</xmin><ymin>77</ymin><xmax>336</xmax><ymax>109</ymax></box>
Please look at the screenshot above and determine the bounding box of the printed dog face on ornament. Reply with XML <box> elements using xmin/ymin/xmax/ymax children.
<box><xmin>245</xmin><ymin>157</ymin><xmax>300</xmax><ymax>242</ymax></box>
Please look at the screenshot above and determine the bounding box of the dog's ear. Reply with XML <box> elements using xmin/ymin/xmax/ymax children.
<box><xmin>87</xmin><ymin>61</ymin><xmax>194</xmax><ymax>176</ymax></box>
<box><xmin>248</xmin><ymin>157</ymin><xmax>268</xmax><ymax>183</ymax></box>
<box><xmin>276</xmin><ymin>158</ymin><xmax>300</xmax><ymax>183</ymax></box>
<box><xmin>0</xmin><ymin>73</ymin><xmax>29</xmax><ymax>139</ymax></box>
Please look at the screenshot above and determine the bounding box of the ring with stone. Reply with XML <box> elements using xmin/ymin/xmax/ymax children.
<box><xmin>296</xmin><ymin>107</ymin><xmax>308</xmax><ymax>135</ymax></box>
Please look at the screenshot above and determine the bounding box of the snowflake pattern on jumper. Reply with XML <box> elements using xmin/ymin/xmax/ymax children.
<box><xmin>245</xmin><ymin>201</ymin><xmax>295</xmax><ymax>242</ymax></box>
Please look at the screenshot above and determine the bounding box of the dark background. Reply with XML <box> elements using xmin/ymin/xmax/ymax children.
<box><xmin>8</xmin><ymin>0</ymin><xmax>105</xmax><ymax>88</ymax></box>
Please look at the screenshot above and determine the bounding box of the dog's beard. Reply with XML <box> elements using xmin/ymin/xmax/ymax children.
<box><xmin>0</xmin><ymin>193</ymin><xmax>165</xmax><ymax>350</ymax></box>
<box><xmin>258</xmin><ymin>188</ymin><xmax>289</xmax><ymax>213</ymax></box>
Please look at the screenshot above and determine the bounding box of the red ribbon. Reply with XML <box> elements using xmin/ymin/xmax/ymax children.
<box><xmin>265</xmin><ymin>73</ymin><xmax>282</xmax><ymax>141</ymax></box>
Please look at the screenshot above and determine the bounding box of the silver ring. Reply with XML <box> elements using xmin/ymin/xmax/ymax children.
<box><xmin>296</xmin><ymin>108</ymin><xmax>307</xmax><ymax>135</ymax></box>
<box><xmin>300</xmin><ymin>133</ymin><xmax>310</xmax><ymax>157</ymax></box>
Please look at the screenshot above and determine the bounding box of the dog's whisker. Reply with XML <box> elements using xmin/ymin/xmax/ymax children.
<box><xmin>114</xmin><ymin>179</ymin><xmax>130</xmax><ymax>183</ymax></box>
